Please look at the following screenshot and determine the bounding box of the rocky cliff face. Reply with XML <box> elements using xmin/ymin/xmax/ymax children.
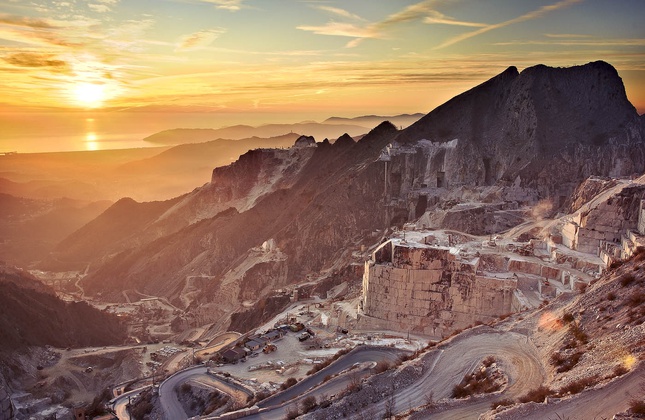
<box><xmin>393</xmin><ymin>61</ymin><xmax>645</xmax><ymax>204</ymax></box>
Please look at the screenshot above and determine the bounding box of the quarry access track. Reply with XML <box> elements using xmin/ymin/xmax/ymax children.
<box><xmin>164</xmin><ymin>327</ymin><xmax>544</xmax><ymax>419</ymax></box>
<box><xmin>405</xmin><ymin>326</ymin><xmax>546</xmax><ymax>419</ymax></box>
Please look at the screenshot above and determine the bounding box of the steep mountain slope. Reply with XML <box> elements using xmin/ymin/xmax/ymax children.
<box><xmin>46</xmin><ymin>142</ymin><xmax>317</xmax><ymax>272</ymax></box>
<box><xmin>79</xmin><ymin>124</ymin><xmax>395</xmax><ymax>311</ymax></box>
<box><xmin>57</xmin><ymin>62</ymin><xmax>645</xmax><ymax>331</ymax></box>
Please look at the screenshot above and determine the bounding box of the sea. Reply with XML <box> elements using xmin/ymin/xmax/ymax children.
<box><xmin>0</xmin><ymin>111</ymin><xmax>320</xmax><ymax>154</ymax></box>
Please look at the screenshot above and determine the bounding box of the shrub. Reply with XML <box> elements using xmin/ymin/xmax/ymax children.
<box><xmin>254</xmin><ymin>390</ymin><xmax>271</xmax><ymax>402</ymax></box>
<box><xmin>518</xmin><ymin>386</ymin><xmax>553</xmax><ymax>403</ymax></box>
<box><xmin>613</xmin><ymin>365</ymin><xmax>628</xmax><ymax>377</ymax></box>
<box><xmin>319</xmin><ymin>394</ymin><xmax>332</xmax><ymax>409</ymax></box>
<box><xmin>633</xmin><ymin>247</ymin><xmax>645</xmax><ymax>262</ymax></box>
<box><xmin>570</xmin><ymin>324</ymin><xmax>588</xmax><ymax>344</ymax></box>
<box><xmin>451</xmin><ymin>383</ymin><xmax>472</xmax><ymax>399</ymax></box>
<box><xmin>301</xmin><ymin>395</ymin><xmax>318</xmax><ymax>413</ymax></box>
<box><xmin>558</xmin><ymin>375</ymin><xmax>597</xmax><ymax>395</ymax></box>
<box><xmin>285</xmin><ymin>406</ymin><xmax>300</xmax><ymax>419</ymax></box>
<box><xmin>550</xmin><ymin>352</ymin><xmax>565</xmax><ymax>366</ymax></box>
<box><xmin>281</xmin><ymin>377</ymin><xmax>297</xmax><ymax>390</ymax></box>
<box><xmin>620</xmin><ymin>273</ymin><xmax>636</xmax><ymax>287</ymax></box>
<box><xmin>607</xmin><ymin>292</ymin><xmax>616</xmax><ymax>301</ymax></box>
<box><xmin>629</xmin><ymin>399</ymin><xmax>645</xmax><ymax>415</ymax></box>
<box><xmin>482</xmin><ymin>356</ymin><xmax>496</xmax><ymax>367</ymax></box>
<box><xmin>609</xmin><ymin>260</ymin><xmax>623</xmax><ymax>270</ymax></box>
<box><xmin>562</xmin><ymin>313</ymin><xmax>575</xmax><ymax>323</ymax></box>
<box><xmin>552</xmin><ymin>350</ymin><xmax>584</xmax><ymax>373</ymax></box>
<box><xmin>451</xmin><ymin>368</ymin><xmax>501</xmax><ymax>399</ymax></box>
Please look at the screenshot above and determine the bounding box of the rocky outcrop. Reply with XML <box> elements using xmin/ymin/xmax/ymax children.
<box><xmin>294</xmin><ymin>135</ymin><xmax>315</xmax><ymax>147</ymax></box>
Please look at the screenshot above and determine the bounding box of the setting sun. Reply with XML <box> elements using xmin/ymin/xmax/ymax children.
<box><xmin>73</xmin><ymin>83</ymin><xmax>106</xmax><ymax>108</ymax></box>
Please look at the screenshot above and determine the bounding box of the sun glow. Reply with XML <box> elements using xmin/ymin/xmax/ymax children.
<box><xmin>74</xmin><ymin>83</ymin><xmax>106</xmax><ymax>108</ymax></box>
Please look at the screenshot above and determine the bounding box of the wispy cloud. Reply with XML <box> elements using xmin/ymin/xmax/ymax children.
<box><xmin>314</xmin><ymin>6</ymin><xmax>365</xmax><ymax>21</ymax></box>
<box><xmin>494</xmin><ymin>38</ymin><xmax>645</xmax><ymax>47</ymax></box>
<box><xmin>197</xmin><ymin>0</ymin><xmax>245</xmax><ymax>11</ymax></box>
<box><xmin>545</xmin><ymin>33</ymin><xmax>592</xmax><ymax>38</ymax></box>
<box><xmin>296</xmin><ymin>22</ymin><xmax>376</xmax><ymax>40</ymax></box>
<box><xmin>422</xmin><ymin>10</ymin><xmax>486</xmax><ymax>27</ymax></box>
<box><xmin>177</xmin><ymin>28</ymin><xmax>226</xmax><ymax>50</ymax></box>
<box><xmin>299</xmin><ymin>0</ymin><xmax>453</xmax><ymax>47</ymax></box>
<box><xmin>435</xmin><ymin>0</ymin><xmax>584</xmax><ymax>49</ymax></box>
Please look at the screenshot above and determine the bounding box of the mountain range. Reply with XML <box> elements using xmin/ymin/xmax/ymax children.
<box><xmin>42</xmin><ymin>61</ymin><xmax>645</xmax><ymax>332</ymax></box>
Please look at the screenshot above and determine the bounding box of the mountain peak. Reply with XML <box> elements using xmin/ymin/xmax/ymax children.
<box><xmin>334</xmin><ymin>133</ymin><xmax>355</xmax><ymax>147</ymax></box>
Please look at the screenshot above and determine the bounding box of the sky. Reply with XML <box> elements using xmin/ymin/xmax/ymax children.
<box><xmin>1</xmin><ymin>0</ymin><xmax>644</xmax><ymax>119</ymax></box>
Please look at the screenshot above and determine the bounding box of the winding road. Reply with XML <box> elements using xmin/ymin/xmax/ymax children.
<box><xmin>159</xmin><ymin>366</ymin><xmax>254</xmax><ymax>420</ymax></box>
<box><xmin>245</xmin><ymin>326</ymin><xmax>545</xmax><ymax>420</ymax></box>
<box><xmin>156</xmin><ymin>326</ymin><xmax>547</xmax><ymax>420</ymax></box>
<box><xmin>406</xmin><ymin>327</ymin><xmax>545</xmax><ymax>418</ymax></box>
<box><xmin>495</xmin><ymin>362</ymin><xmax>645</xmax><ymax>420</ymax></box>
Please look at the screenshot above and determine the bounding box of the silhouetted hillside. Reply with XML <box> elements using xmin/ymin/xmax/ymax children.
<box><xmin>0</xmin><ymin>268</ymin><xmax>126</xmax><ymax>351</ymax></box>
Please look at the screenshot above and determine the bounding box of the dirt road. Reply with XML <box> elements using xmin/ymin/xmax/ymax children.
<box><xmin>494</xmin><ymin>362</ymin><xmax>644</xmax><ymax>420</ymax></box>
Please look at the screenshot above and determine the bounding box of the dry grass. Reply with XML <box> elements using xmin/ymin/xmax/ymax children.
<box><xmin>518</xmin><ymin>385</ymin><xmax>553</xmax><ymax>403</ymax></box>
<box><xmin>451</xmin><ymin>367</ymin><xmax>502</xmax><ymax>399</ymax></box>
<box><xmin>557</xmin><ymin>375</ymin><xmax>598</xmax><ymax>396</ymax></box>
